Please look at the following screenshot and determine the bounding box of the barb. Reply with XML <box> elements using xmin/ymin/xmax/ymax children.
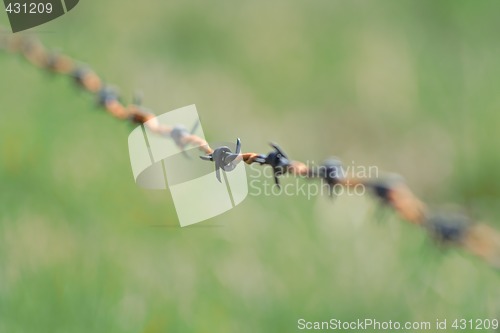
<box><xmin>200</xmin><ymin>138</ymin><xmax>242</xmax><ymax>183</ymax></box>
<box><xmin>2</xmin><ymin>30</ymin><xmax>500</xmax><ymax>269</ymax></box>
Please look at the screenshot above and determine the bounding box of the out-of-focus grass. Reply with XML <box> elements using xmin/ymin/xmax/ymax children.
<box><xmin>1</xmin><ymin>1</ymin><xmax>500</xmax><ymax>332</ymax></box>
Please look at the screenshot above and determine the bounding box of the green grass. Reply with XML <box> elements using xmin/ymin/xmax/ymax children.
<box><xmin>1</xmin><ymin>1</ymin><xmax>500</xmax><ymax>332</ymax></box>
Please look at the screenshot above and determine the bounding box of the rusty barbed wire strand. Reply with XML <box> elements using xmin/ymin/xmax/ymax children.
<box><xmin>1</xmin><ymin>30</ymin><xmax>500</xmax><ymax>269</ymax></box>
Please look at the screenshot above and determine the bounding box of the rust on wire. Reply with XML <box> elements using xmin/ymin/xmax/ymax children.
<box><xmin>1</xmin><ymin>30</ymin><xmax>500</xmax><ymax>269</ymax></box>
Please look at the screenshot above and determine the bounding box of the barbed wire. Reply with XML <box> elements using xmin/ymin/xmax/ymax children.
<box><xmin>1</xmin><ymin>29</ymin><xmax>500</xmax><ymax>269</ymax></box>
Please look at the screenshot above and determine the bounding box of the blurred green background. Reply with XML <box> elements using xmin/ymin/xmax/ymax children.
<box><xmin>1</xmin><ymin>1</ymin><xmax>500</xmax><ymax>332</ymax></box>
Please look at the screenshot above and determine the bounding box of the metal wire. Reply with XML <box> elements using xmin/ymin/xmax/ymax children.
<box><xmin>1</xmin><ymin>31</ymin><xmax>500</xmax><ymax>269</ymax></box>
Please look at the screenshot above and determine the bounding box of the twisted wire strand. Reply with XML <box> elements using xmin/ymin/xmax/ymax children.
<box><xmin>1</xmin><ymin>30</ymin><xmax>500</xmax><ymax>269</ymax></box>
